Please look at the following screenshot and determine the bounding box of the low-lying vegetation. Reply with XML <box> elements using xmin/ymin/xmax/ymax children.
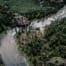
<box><xmin>0</xmin><ymin>0</ymin><xmax>66</xmax><ymax>66</ymax></box>
<box><xmin>0</xmin><ymin>0</ymin><xmax>65</xmax><ymax>20</ymax></box>
<box><xmin>22</xmin><ymin>6</ymin><xmax>63</xmax><ymax>20</ymax></box>
<box><xmin>16</xmin><ymin>18</ymin><xmax>66</xmax><ymax>66</ymax></box>
<box><xmin>0</xmin><ymin>2</ymin><xmax>64</xmax><ymax>33</ymax></box>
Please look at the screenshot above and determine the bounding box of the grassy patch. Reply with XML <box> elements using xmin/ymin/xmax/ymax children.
<box><xmin>0</xmin><ymin>0</ymin><xmax>39</xmax><ymax>13</ymax></box>
<box><xmin>0</xmin><ymin>0</ymin><xmax>64</xmax><ymax>20</ymax></box>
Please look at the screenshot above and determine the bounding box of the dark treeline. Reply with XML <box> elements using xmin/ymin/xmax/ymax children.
<box><xmin>20</xmin><ymin>0</ymin><xmax>65</xmax><ymax>20</ymax></box>
<box><xmin>0</xmin><ymin>3</ymin><xmax>15</xmax><ymax>33</ymax></box>
<box><xmin>0</xmin><ymin>0</ymin><xmax>65</xmax><ymax>33</ymax></box>
<box><xmin>11</xmin><ymin>0</ymin><xmax>66</xmax><ymax>21</ymax></box>
<box><xmin>23</xmin><ymin>6</ymin><xmax>62</xmax><ymax>20</ymax></box>
<box><xmin>21</xmin><ymin>5</ymin><xmax>64</xmax><ymax>20</ymax></box>
<box><xmin>0</xmin><ymin>55</ymin><xmax>4</xmax><ymax>66</ymax></box>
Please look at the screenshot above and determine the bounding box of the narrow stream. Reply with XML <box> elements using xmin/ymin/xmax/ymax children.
<box><xmin>0</xmin><ymin>6</ymin><xmax>66</xmax><ymax>66</ymax></box>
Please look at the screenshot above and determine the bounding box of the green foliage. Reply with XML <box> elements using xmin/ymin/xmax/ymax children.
<box><xmin>0</xmin><ymin>0</ymin><xmax>65</xmax><ymax>23</ymax></box>
<box><xmin>23</xmin><ymin>7</ymin><xmax>59</xmax><ymax>20</ymax></box>
<box><xmin>0</xmin><ymin>55</ymin><xmax>4</xmax><ymax>65</ymax></box>
<box><xmin>0</xmin><ymin>0</ymin><xmax>39</xmax><ymax>13</ymax></box>
<box><xmin>0</xmin><ymin>0</ymin><xmax>64</xmax><ymax>33</ymax></box>
<box><xmin>0</xmin><ymin>0</ymin><xmax>64</xmax><ymax>13</ymax></box>
<box><xmin>0</xmin><ymin>4</ymin><xmax>15</xmax><ymax>33</ymax></box>
<box><xmin>17</xmin><ymin>18</ymin><xmax>66</xmax><ymax>66</ymax></box>
<box><xmin>44</xmin><ymin>18</ymin><xmax>66</xmax><ymax>58</ymax></box>
<box><xmin>44</xmin><ymin>18</ymin><xmax>66</xmax><ymax>46</ymax></box>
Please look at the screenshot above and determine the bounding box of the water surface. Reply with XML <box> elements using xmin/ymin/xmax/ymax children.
<box><xmin>0</xmin><ymin>29</ymin><xmax>27</xmax><ymax>66</ymax></box>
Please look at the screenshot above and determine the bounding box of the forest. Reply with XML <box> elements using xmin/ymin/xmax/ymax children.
<box><xmin>0</xmin><ymin>0</ymin><xmax>65</xmax><ymax>33</ymax></box>
<box><xmin>0</xmin><ymin>0</ymin><xmax>66</xmax><ymax>66</ymax></box>
<box><xmin>16</xmin><ymin>18</ymin><xmax>66</xmax><ymax>66</ymax></box>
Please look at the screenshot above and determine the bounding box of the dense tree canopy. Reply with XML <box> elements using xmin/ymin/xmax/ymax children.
<box><xmin>0</xmin><ymin>0</ymin><xmax>66</xmax><ymax>66</ymax></box>
<box><xmin>17</xmin><ymin>18</ymin><xmax>66</xmax><ymax>66</ymax></box>
<box><xmin>0</xmin><ymin>4</ymin><xmax>15</xmax><ymax>33</ymax></box>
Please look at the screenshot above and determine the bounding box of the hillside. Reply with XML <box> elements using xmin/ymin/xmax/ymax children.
<box><xmin>0</xmin><ymin>0</ymin><xmax>39</xmax><ymax>13</ymax></box>
<box><xmin>16</xmin><ymin>18</ymin><xmax>66</xmax><ymax>66</ymax></box>
<box><xmin>0</xmin><ymin>0</ymin><xmax>65</xmax><ymax>13</ymax></box>
<box><xmin>0</xmin><ymin>0</ymin><xmax>66</xmax><ymax>66</ymax></box>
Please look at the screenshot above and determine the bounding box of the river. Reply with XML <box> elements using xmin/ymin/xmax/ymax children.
<box><xmin>0</xmin><ymin>6</ymin><xmax>66</xmax><ymax>66</ymax></box>
<box><xmin>0</xmin><ymin>28</ymin><xmax>27</xmax><ymax>66</ymax></box>
<box><xmin>30</xmin><ymin>6</ymin><xmax>66</xmax><ymax>29</ymax></box>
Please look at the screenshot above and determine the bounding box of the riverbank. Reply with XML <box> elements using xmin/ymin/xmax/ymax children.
<box><xmin>0</xmin><ymin>31</ymin><xmax>5</xmax><ymax>37</ymax></box>
<box><xmin>0</xmin><ymin>1</ymin><xmax>66</xmax><ymax>66</ymax></box>
<box><xmin>16</xmin><ymin>5</ymin><xmax>66</xmax><ymax>66</ymax></box>
<box><xmin>0</xmin><ymin>32</ymin><xmax>6</xmax><ymax>66</ymax></box>
<box><xmin>16</xmin><ymin>17</ymin><xmax>66</xmax><ymax>66</ymax></box>
<box><xmin>0</xmin><ymin>0</ymin><xmax>64</xmax><ymax>13</ymax></box>
<box><xmin>0</xmin><ymin>29</ymin><xmax>27</xmax><ymax>66</ymax></box>
<box><xmin>0</xmin><ymin>1</ymin><xmax>65</xmax><ymax>34</ymax></box>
